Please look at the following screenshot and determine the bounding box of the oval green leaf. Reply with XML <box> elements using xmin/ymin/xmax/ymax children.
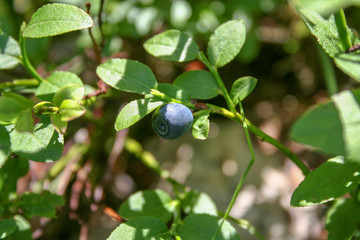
<box><xmin>36</xmin><ymin>71</ymin><xmax>83</xmax><ymax>101</ymax></box>
<box><xmin>192</xmin><ymin>110</ymin><xmax>211</xmax><ymax>140</ymax></box>
<box><xmin>119</xmin><ymin>189</ymin><xmax>174</xmax><ymax>224</ymax></box>
<box><xmin>0</xmin><ymin>125</ymin><xmax>10</xmax><ymax>168</ymax></box>
<box><xmin>297</xmin><ymin>8</ymin><xmax>360</xmax><ymax>58</ymax></box>
<box><xmin>22</xmin><ymin>3</ymin><xmax>94</xmax><ymax>38</ymax></box>
<box><xmin>97</xmin><ymin>58</ymin><xmax>158</xmax><ymax>94</ymax></box>
<box><xmin>291</xmin><ymin>156</ymin><xmax>360</xmax><ymax>207</ymax></box>
<box><xmin>176</xmin><ymin>214</ymin><xmax>241</xmax><ymax>240</ymax></box>
<box><xmin>0</xmin><ymin>93</ymin><xmax>34</xmax><ymax>124</ymax></box>
<box><xmin>158</xmin><ymin>83</ymin><xmax>191</xmax><ymax>104</ymax></box>
<box><xmin>296</xmin><ymin>0</ymin><xmax>360</xmax><ymax>16</ymax></box>
<box><xmin>59</xmin><ymin>99</ymin><xmax>86</xmax><ymax>121</ymax></box>
<box><xmin>291</xmin><ymin>89</ymin><xmax>360</xmax><ymax>162</ymax></box>
<box><xmin>230</xmin><ymin>76</ymin><xmax>258</xmax><ymax>104</ymax></box>
<box><xmin>10</xmin><ymin>117</ymin><xmax>64</xmax><ymax>162</ymax></box>
<box><xmin>334</xmin><ymin>53</ymin><xmax>360</xmax><ymax>82</ymax></box>
<box><xmin>207</xmin><ymin>20</ymin><xmax>246</xmax><ymax>68</ymax></box>
<box><xmin>107</xmin><ymin>216</ymin><xmax>172</xmax><ymax>240</ymax></box>
<box><xmin>115</xmin><ymin>99</ymin><xmax>164</xmax><ymax>131</ymax></box>
<box><xmin>144</xmin><ymin>29</ymin><xmax>199</xmax><ymax>62</ymax></box>
<box><xmin>17</xmin><ymin>191</ymin><xmax>64</xmax><ymax>218</ymax></box>
<box><xmin>50</xmin><ymin>113</ymin><xmax>68</xmax><ymax>134</ymax></box>
<box><xmin>0</xmin><ymin>32</ymin><xmax>21</xmax><ymax>70</ymax></box>
<box><xmin>181</xmin><ymin>190</ymin><xmax>218</xmax><ymax>216</ymax></box>
<box><xmin>174</xmin><ymin>70</ymin><xmax>221</xmax><ymax>100</ymax></box>
<box><xmin>52</xmin><ymin>84</ymin><xmax>84</xmax><ymax>107</ymax></box>
<box><xmin>326</xmin><ymin>198</ymin><xmax>360</xmax><ymax>240</ymax></box>
<box><xmin>0</xmin><ymin>218</ymin><xmax>17</xmax><ymax>238</ymax></box>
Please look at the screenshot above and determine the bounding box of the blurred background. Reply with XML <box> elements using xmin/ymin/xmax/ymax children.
<box><xmin>1</xmin><ymin>0</ymin><xmax>359</xmax><ymax>239</ymax></box>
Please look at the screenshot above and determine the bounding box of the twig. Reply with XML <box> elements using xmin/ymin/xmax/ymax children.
<box><xmin>85</xmin><ymin>2</ymin><xmax>101</xmax><ymax>64</ymax></box>
<box><xmin>98</xmin><ymin>0</ymin><xmax>106</xmax><ymax>49</ymax></box>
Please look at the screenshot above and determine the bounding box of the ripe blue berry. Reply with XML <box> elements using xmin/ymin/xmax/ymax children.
<box><xmin>152</xmin><ymin>103</ymin><xmax>193</xmax><ymax>139</ymax></box>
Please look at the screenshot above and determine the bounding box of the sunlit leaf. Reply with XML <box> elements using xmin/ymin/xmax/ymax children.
<box><xmin>0</xmin><ymin>32</ymin><xmax>20</xmax><ymax>70</ymax></box>
<box><xmin>10</xmin><ymin>117</ymin><xmax>64</xmax><ymax>162</ymax></box>
<box><xmin>174</xmin><ymin>70</ymin><xmax>221</xmax><ymax>100</ymax></box>
<box><xmin>207</xmin><ymin>20</ymin><xmax>246</xmax><ymax>68</ymax></box>
<box><xmin>230</xmin><ymin>76</ymin><xmax>257</xmax><ymax>104</ymax></box>
<box><xmin>176</xmin><ymin>214</ymin><xmax>241</xmax><ymax>240</ymax></box>
<box><xmin>326</xmin><ymin>198</ymin><xmax>360</xmax><ymax>240</ymax></box>
<box><xmin>22</xmin><ymin>3</ymin><xmax>94</xmax><ymax>38</ymax></box>
<box><xmin>107</xmin><ymin>217</ymin><xmax>172</xmax><ymax>240</ymax></box>
<box><xmin>115</xmin><ymin>99</ymin><xmax>164</xmax><ymax>131</ymax></box>
<box><xmin>119</xmin><ymin>189</ymin><xmax>174</xmax><ymax>224</ymax></box>
<box><xmin>144</xmin><ymin>30</ymin><xmax>199</xmax><ymax>62</ymax></box>
<box><xmin>36</xmin><ymin>71</ymin><xmax>83</xmax><ymax>101</ymax></box>
<box><xmin>97</xmin><ymin>58</ymin><xmax>158</xmax><ymax>94</ymax></box>
<box><xmin>291</xmin><ymin>156</ymin><xmax>360</xmax><ymax>207</ymax></box>
<box><xmin>192</xmin><ymin>110</ymin><xmax>211</xmax><ymax>140</ymax></box>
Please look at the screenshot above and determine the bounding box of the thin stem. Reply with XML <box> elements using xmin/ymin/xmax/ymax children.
<box><xmin>86</xmin><ymin>2</ymin><xmax>101</xmax><ymax>64</ymax></box>
<box><xmin>207</xmin><ymin>104</ymin><xmax>310</xmax><ymax>176</ymax></box>
<box><xmin>334</xmin><ymin>9</ymin><xmax>351</xmax><ymax>51</ymax></box>
<box><xmin>212</xmin><ymin>100</ymin><xmax>255</xmax><ymax>240</ymax></box>
<box><xmin>198</xmin><ymin>51</ymin><xmax>236</xmax><ymax>113</ymax></box>
<box><xmin>0</xmin><ymin>79</ymin><xmax>39</xmax><ymax>91</ymax></box>
<box><xmin>19</xmin><ymin>33</ymin><xmax>45</xmax><ymax>83</ymax></box>
<box><xmin>98</xmin><ymin>0</ymin><xmax>106</xmax><ymax>49</ymax></box>
<box><xmin>149</xmin><ymin>89</ymin><xmax>197</xmax><ymax>109</ymax></box>
<box><xmin>317</xmin><ymin>45</ymin><xmax>338</xmax><ymax>95</ymax></box>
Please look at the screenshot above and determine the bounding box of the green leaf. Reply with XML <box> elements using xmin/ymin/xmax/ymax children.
<box><xmin>332</xmin><ymin>89</ymin><xmax>360</xmax><ymax>162</ymax></box>
<box><xmin>4</xmin><ymin>215</ymin><xmax>32</xmax><ymax>240</ymax></box>
<box><xmin>50</xmin><ymin>114</ymin><xmax>68</xmax><ymax>134</ymax></box>
<box><xmin>10</xmin><ymin>117</ymin><xmax>64</xmax><ymax>162</ymax></box>
<box><xmin>0</xmin><ymin>125</ymin><xmax>10</xmax><ymax>168</ymax></box>
<box><xmin>0</xmin><ymin>93</ymin><xmax>33</xmax><ymax>124</ymax></box>
<box><xmin>36</xmin><ymin>71</ymin><xmax>83</xmax><ymax>101</ymax></box>
<box><xmin>326</xmin><ymin>198</ymin><xmax>360</xmax><ymax>240</ymax></box>
<box><xmin>230</xmin><ymin>76</ymin><xmax>258</xmax><ymax>104</ymax></box>
<box><xmin>296</xmin><ymin>0</ymin><xmax>360</xmax><ymax>16</ymax></box>
<box><xmin>334</xmin><ymin>53</ymin><xmax>360</xmax><ymax>82</ymax></box>
<box><xmin>119</xmin><ymin>189</ymin><xmax>174</xmax><ymax>224</ymax></box>
<box><xmin>0</xmin><ymin>157</ymin><xmax>29</xmax><ymax>201</ymax></box>
<box><xmin>97</xmin><ymin>58</ymin><xmax>158</xmax><ymax>94</ymax></box>
<box><xmin>59</xmin><ymin>99</ymin><xmax>86</xmax><ymax>121</ymax></box>
<box><xmin>290</xmin><ymin>89</ymin><xmax>360</xmax><ymax>162</ymax></box>
<box><xmin>174</xmin><ymin>70</ymin><xmax>221</xmax><ymax>100</ymax></box>
<box><xmin>207</xmin><ymin>20</ymin><xmax>246</xmax><ymax>68</ymax></box>
<box><xmin>17</xmin><ymin>191</ymin><xmax>64</xmax><ymax>218</ymax></box>
<box><xmin>14</xmin><ymin>109</ymin><xmax>34</xmax><ymax>132</ymax></box>
<box><xmin>22</xmin><ymin>3</ymin><xmax>94</xmax><ymax>38</ymax></box>
<box><xmin>0</xmin><ymin>32</ymin><xmax>21</xmax><ymax>70</ymax></box>
<box><xmin>158</xmin><ymin>83</ymin><xmax>191</xmax><ymax>104</ymax></box>
<box><xmin>0</xmin><ymin>218</ymin><xmax>17</xmax><ymax>239</ymax></box>
<box><xmin>52</xmin><ymin>84</ymin><xmax>84</xmax><ymax>107</ymax></box>
<box><xmin>176</xmin><ymin>214</ymin><xmax>241</xmax><ymax>240</ymax></box>
<box><xmin>297</xmin><ymin>8</ymin><xmax>360</xmax><ymax>58</ymax></box>
<box><xmin>143</xmin><ymin>29</ymin><xmax>199</xmax><ymax>62</ymax></box>
<box><xmin>192</xmin><ymin>110</ymin><xmax>211</xmax><ymax>140</ymax></box>
<box><xmin>115</xmin><ymin>99</ymin><xmax>164</xmax><ymax>131</ymax></box>
<box><xmin>181</xmin><ymin>190</ymin><xmax>218</xmax><ymax>216</ymax></box>
<box><xmin>290</xmin><ymin>101</ymin><xmax>345</xmax><ymax>156</ymax></box>
<box><xmin>291</xmin><ymin>156</ymin><xmax>360</xmax><ymax>207</ymax></box>
<box><xmin>107</xmin><ymin>216</ymin><xmax>172</xmax><ymax>240</ymax></box>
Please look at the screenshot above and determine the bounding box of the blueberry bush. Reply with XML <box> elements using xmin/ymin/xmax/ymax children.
<box><xmin>0</xmin><ymin>0</ymin><xmax>359</xmax><ymax>239</ymax></box>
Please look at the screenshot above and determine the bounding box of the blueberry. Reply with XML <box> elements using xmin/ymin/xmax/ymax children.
<box><xmin>152</xmin><ymin>103</ymin><xmax>193</xmax><ymax>139</ymax></box>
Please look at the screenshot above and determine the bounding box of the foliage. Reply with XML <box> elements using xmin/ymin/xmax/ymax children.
<box><xmin>0</xmin><ymin>0</ymin><xmax>359</xmax><ymax>239</ymax></box>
